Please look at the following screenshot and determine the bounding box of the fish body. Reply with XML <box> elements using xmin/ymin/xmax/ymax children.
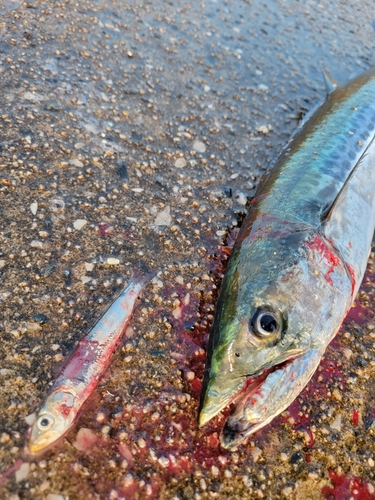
<box><xmin>27</xmin><ymin>272</ymin><xmax>149</xmax><ymax>455</ymax></box>
<box><xmin>198</xmin><ymin>69</ymin><xmax>375</xmax><ymax>448</ymax></box>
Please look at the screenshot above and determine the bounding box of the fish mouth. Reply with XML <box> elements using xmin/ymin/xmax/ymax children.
<box><xmin>199</xmin><ymin>353</ymin><xmax>298</xmax><ymax>428</ymax></box>
<box><xmin>199</xmin><ymin>355</ymin><xmax>300</xmax><ymax>450</ymax></box>
<box><xmin>219</xmin><ymin>361</ymin><xmax>292</xmax><ymax>449</ymax></box>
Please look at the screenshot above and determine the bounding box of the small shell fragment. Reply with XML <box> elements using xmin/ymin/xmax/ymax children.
<box><xmin>15</xmin><ymin>462</ymin><xmax>30</xmax><ymax>483</ymax></box>
<box><xmin>154</xmin><ymin>206</ymin><xmax>172</xmax><ymax>226</ymax></box>
<box><xmin>73</xmin><ymin>219</ymin><xmax>87</xmax><ymax>230</ymax></box>
<box><xmin>106</xmin><ymin>257</ymin><xmax>120</xmax><ymax>265</ymax></box>
<box><xmin>30</xmin><ymin>202</ymin><xmax>38</xmax><ymax>215</ymax></box>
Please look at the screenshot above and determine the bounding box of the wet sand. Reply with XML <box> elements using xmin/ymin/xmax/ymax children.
<box><xmin>0</xmin><ymin>0</ymin><xmax>375</xmax><ymax>498</ymax></box>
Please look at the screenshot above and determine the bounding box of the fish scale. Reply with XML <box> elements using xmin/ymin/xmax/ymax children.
<box><xmin>198</xmin><ymin>68</ymin><xmax>375</xmax><ymax>448</ymax></box>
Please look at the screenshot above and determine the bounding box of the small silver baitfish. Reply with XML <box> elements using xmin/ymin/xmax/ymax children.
<box><xmin>27</xmin><ymin>270</ymin><xmax>150</xmax><ymax>455</ymax></box>
<box><xmin>198</xmin><ymin>68</ymin><xmax>375</xmax><ymax>448</ymax></box>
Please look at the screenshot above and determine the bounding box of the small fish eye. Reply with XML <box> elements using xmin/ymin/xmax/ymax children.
<box><xmin>250</xmin><ymin>307</ymin><xmax>283</xmax><ymax>338</ymax></box>
<box><xmin>37</xmin><ymin>414</ymin><xmax>55</xmax><ymax>431</ymax></box>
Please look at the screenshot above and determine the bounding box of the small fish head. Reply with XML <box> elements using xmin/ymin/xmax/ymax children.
<box><xmin>27</xmin><ymin>390</ymin><xmax>76</xmax><ymax>455</ymax></box>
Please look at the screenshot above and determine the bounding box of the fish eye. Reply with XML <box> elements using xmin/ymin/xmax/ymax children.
<box><xmin>250</xmin><ymin>307</ymin><xmax>283</xmax><ymax>338</ymax></box>
<box><xmin>37</xmin><ymin>414</ymin><xmax>55</xmax><ymax>431</ymax></box>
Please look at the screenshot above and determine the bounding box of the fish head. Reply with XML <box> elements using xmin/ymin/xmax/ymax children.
<box><xmin>198</xmin><ymin>228</ymin><xmax>350</xmax><ymax>435</ymax></box>
<box><xmin>27</xmin><ymin>390</ymin><xmax>76</xmax><ymax>455</ymax></box>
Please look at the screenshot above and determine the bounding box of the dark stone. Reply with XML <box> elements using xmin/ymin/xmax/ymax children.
<box><xmin>34</xmin><ymin>313</ymin><xmax>49</xmax><ymax>324</ymax></box>
<box><xmin>116</xmin><ymin>160</ymin><xmax>128</xmax><ymax>181</ymax></box>
<box><xmin>223</xmin><ymin>186</ymin><xmax>232</xmax><ymax>198</ymax></box>
<box><xmin>290</xmin><ymin>451</ymin><xmax>304</xmax><ymax>464</ymax></box>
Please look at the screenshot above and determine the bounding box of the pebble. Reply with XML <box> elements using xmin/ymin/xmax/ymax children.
<box><xmin>154</xmin><ymin>206</ymin><xmax>172</xmax><ymax>226</ymax></box>
<box><xmin>330</xmin><ymin>414</ymin><xmax>342</xmax><ymax>431</ymax></box>
<box><xmin>158</xmin><ymin>456</ymin><xmax>169</xmax><ymax>468</ymax></box>
<box><xmin>85</xmin><ymin>262</ymin><xmax>94</xmax><ymax>272</ymax></box>
<box><xmin>81</xmin><ymin>276</ymin><xmax>92</xmax><ymax>284</ymax></box>
<box><xmin>138</xmin><ymin>438</ymin><xmax>147</xmax><ymax>448</ymax></box>
<box><xmin>25</xmin><ymin>413</ymin><xmax>36</xmax><ymax>425</ymax></box>
<box><xmin>290</xmin><ymin>452</ymin><xmax>303</xmax><ymax>464</ymax></box>
<box><xmin>234</xmin><ymin>192</ymin><xmax>247</xmax><ymax>206</ymax></box>
<box><xmin>0</xmin><ymin>260</ymin><xmax>5</xmax><ymax>269</ymax></box>
<box><xmin>251</xmin><ymin>447</ymin><xmax>262</xmax><ymax>462</ymax></box>
<box><xmin>46</xmin><ymin>495</ymin><xmax>65</xmax><ymax>500</ymax></box>
<box><xmin>73</xmin><ymin>428</ymin><xmax>98</xmax><ymax>451</ymax></box>
<box><xmin>30</xmin><ymin>240</ymin><xmax>44</xmax><ymax>248</ymax></box>
<box><xmin>200</xmin><ymin>478</ymin><xmax>207</xmax><ymax>490</ymax></box>
<box><xmin>70</xmin><ymin>159</ymin><xmax>84</xmax><ymax>168</ymax></box>
<box><xmin>34</xmin><ymin>314</ymin><xmax>48</xmax><ymax>324</ymax></box>
<box><xmin>175</xmin><ymin>158</ymin><xmax>187</xmax><ymax>169</ymax></box>
<box><xmin>30</xmin><ymin>202</ymin><xmax>38</xmax><ymax>215</ymax></box>
<box><xmin>15</xmin><ymin>462</ymin><xmax>30</xmax><ymax>483</ymax></box>
<box><xmin>257</xmin><ymin>124</ymin><xmax>273</xmax><ymax>134</ymax></box>
<box><xmin>23</xmin><ymin>91</ymin><xmax>39</xmax><ymax>101</ymax></box>
<box><xmin>211</xmin><ymin>465</ymin><xmax>219</xmax><ymax>476</ymax></box>
<box><xmin>73</xmin><ymin>219</ymin><xmax>87</xmax><ymax>230</ymax></box>
<box><xmin>122</xmin><ymin>473</ymin><xmax>134</xmax><ymax>488</ymax></box>
<box><xmin>193</xmin><ymin>140</ymin><xmax>207</xmax><ymax>153</ymax></box>
<box><xmin>258</xmin><ymin>83</ymin><xmax>269</xmax><ymax>92</ymax></box>
<box><xmin>106</xmin><ymin>257</ymin><xmax>120</xmax><ymax>265</ymax></box>
<box><xmin>282</xmin><ymin>486</ymin><xmax>293</xmax><ymax>497</ymax></box>
<box><xmin>332</xmin><ymin>388</ymin><xmax>342</xmax><ymax>401</ymax></box>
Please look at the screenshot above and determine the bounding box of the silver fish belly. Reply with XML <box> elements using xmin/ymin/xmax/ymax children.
<box><xmin>198</xmin><ymin>68</ymin><xmax>375</xmax><ymax>448</ymax></box>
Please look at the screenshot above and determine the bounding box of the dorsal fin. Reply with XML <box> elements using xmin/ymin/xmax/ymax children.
<box><xmin>322</xmin><ymin>68</ymin><xmax>338</xmax><ymax>94</ymax></box>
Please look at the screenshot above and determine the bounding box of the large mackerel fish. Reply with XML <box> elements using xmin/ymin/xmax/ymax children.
<box><xmin>198</xmin><ymin>69</ymin><xmax>375</xmax><ymax>448</ymax></box>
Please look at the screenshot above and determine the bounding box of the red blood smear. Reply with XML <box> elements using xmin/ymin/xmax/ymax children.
<box><xmin>190</xmin><ymin>379</ymin><xmax>202</xmax><ymax>400</ymax></box>
<box><xmin>74</xmin><ymin>428</ymin><xmax>99</xmax><ymax>451</ymax></box>
<box><xmin>322</xmin><ymin>470</ymin><xmax>375</xmax><ymax>500</ymax></box>
<box><xmin>306</xmin><ymin>235</ymin><xmax>341</xmax><ymax>286</ymax></box>
<box><xmin>346</xmin><ymin>263</ymin><xmax>357</xmax><ymax>296</ymax></box>
<box><xmin>347</xmin><ymin>302</ymin><xmax>369</xmax><ymax>325</ymax></box>
<box><xmin>97</xmin><ymin>223</ymin><xmax>114</xmax><ymax>238</ymax></box>
<box><xmin>284</xmin><ymin>400</ymin><xmax>314</xmax><ymax>448</ymax></box>
<box><xmin>165</xmin><ymin>455</ymin><xmax>192</xmax><ymax>477</ymax></box>
<box><xmin>352</xmin><ymin>410</ymin><xmax>359</xmax><ymax>426</ymax></box>
<box><xmin>194</xmin><ymin>441</ymin><xmax>224</xmax><ymax>467</ymax></box>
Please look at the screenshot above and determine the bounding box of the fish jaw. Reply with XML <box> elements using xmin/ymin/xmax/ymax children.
<box><xmin>220</xmin><ymin>347</ymin><xmax>323</xmax><ymax>449</ymax></box>
<box><xmin>27</xmin><ymin>389</ymin><xmax>77</xmax><ymax>455</ymax></box>
<box><xmin>198</xmin><ymin>372</ymin><xmax>246</xmax><ymax>427</ymax></box>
